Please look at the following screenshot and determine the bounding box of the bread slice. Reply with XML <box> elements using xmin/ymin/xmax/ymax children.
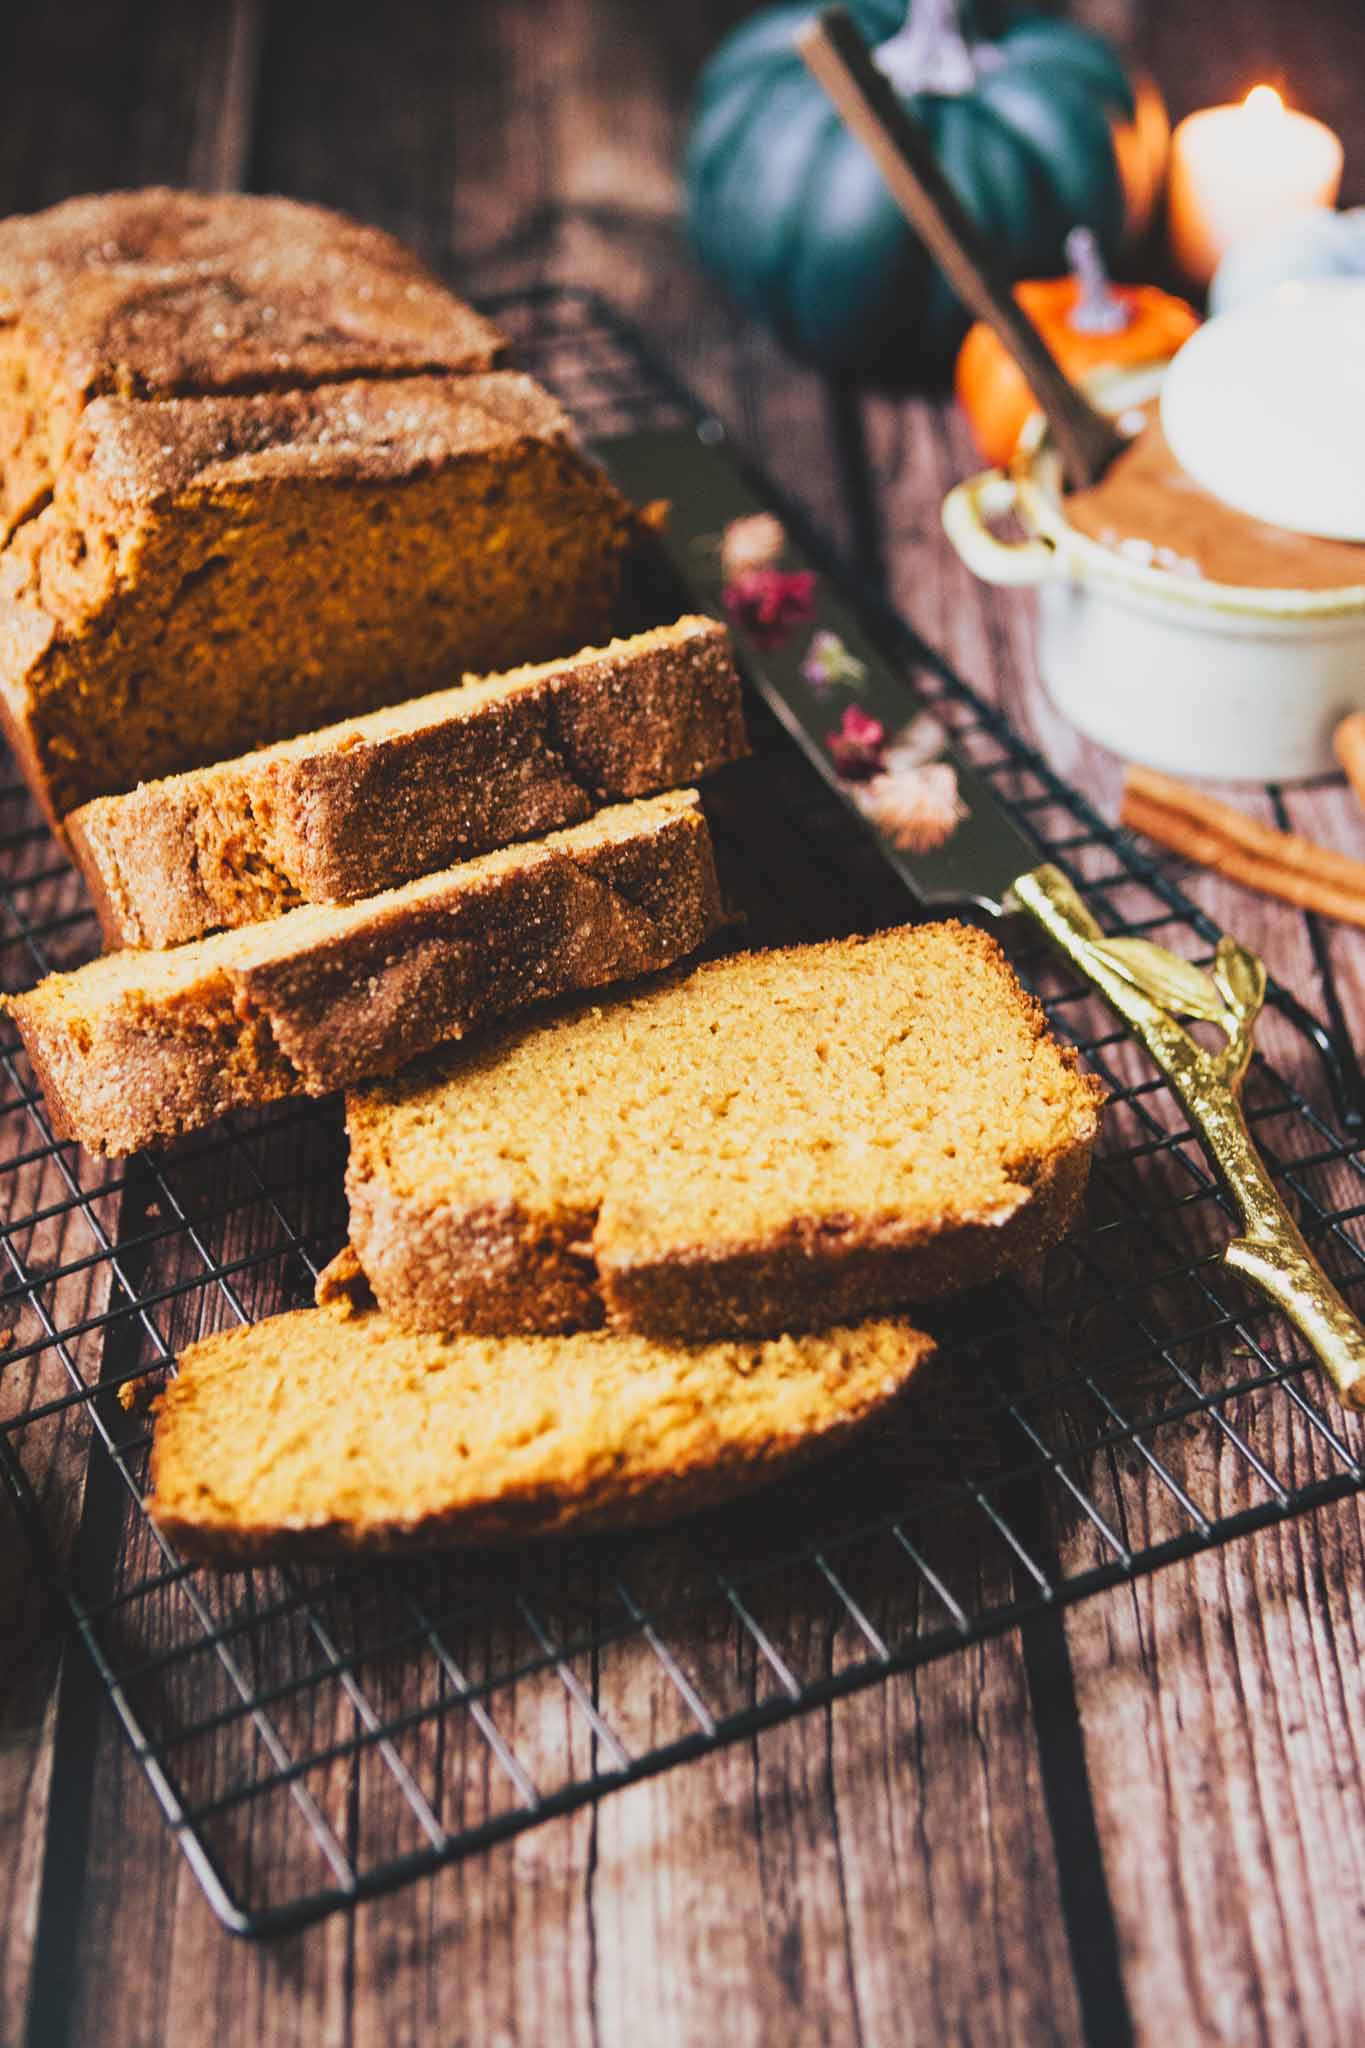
<box><xmin>0</xmin><ymin>187</ymin><xmax>505</xmax><ymax>543</ymax></box>
<box><xmin>344</xmin><ymin>924</ymin><xmax>1104</xmax><ymax>1340</ymax></box>
<box><xmin>5</xmin><ymin>791</ymin><xmax>720</xmax><ymax>1157</ymax></box>
<box><xmin>0</xmin><ymin>370</ymin><xmax>639</xmax><ymax>823</ymax></box>
<box><xmin>145</xmin><ymin>1302</ymin><xmax>934</xmax><ymax>1563</ymax></box>
<box><xmin>65</xmin><ymin>617</ymin><xmax>746</xmax><ymax>949</ymax></box>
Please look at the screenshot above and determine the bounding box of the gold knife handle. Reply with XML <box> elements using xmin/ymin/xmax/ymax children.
<box><xmin>1011</xmin><ymin>863</ymin><xmax>1365</xmax><ymax>1409</ymax></box>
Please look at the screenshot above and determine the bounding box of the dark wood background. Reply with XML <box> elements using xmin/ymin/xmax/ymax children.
<box><xmin>4</xmin><ymin>2</ymin><xmax>1365</xmax><ymax>2042</ymax></box>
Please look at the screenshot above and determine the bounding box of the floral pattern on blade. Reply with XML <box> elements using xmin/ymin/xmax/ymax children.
<box><xmin>826</xmin><ymin>704</ymin><xmax>887</xmax><ymax>780</ymax></box>
<box><xmin>855</xmin><ymin>759</ymin><xmax>968</xmax><ymax>853</ymax></box>
<box><xmin>827</xmin><ymin>708</ymin><xmax>970</xmax><ymax>854</ymax></box>
<box><xmin>722</xmin><ymin>567</ymin><xmax>817</xmax><ymax>646</ymax></box>
<box><xmin>802</xmin><ymin>629</ymin><xmax>869</xmax><ymax>696</ymax></box>
<box><xmin>720</xmin><ymin>511</ymin><xmax>787</xmax><ymax>583</ymax></box>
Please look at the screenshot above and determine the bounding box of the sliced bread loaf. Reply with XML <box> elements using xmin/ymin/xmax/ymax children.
<box><xmin>344</xmin><ymin>924</ymin><xmax>1104</xmax><ymax>1340</ymax></box>
<box><xmin>146</xmin><ymin>1302</ymin><xmax>934</xmax><ymax>1563</ymax></box>
<box><xmin>0</xmin><ymin>187</ymin><xmax>505</xmax><ymax>543</ymax></box>
<box><xmin>0</xmin><ymin>369</ymin><xmax>640</xmax><ymax>823</ymax></box>
<box><xmin>66</xmin><ymin>617</ymin><xmax>746</xmax><ymax>948</ymax></box>
<box><xmin>6</xmin><ymin>790</ymin><xmax>720</xmax><ymax>1156</ymax></box>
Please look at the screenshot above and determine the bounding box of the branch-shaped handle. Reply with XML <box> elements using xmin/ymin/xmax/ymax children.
<box><xmin>1011</xmin><ymin>863</ymin><xmax>1365</xmax><ymax>1409</ymax></box>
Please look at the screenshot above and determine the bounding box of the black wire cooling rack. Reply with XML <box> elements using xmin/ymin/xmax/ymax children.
<box><xmin>3</xmin><ymin>286</ymin><xmax>1365</xmax><ymax>1939</ymax></box>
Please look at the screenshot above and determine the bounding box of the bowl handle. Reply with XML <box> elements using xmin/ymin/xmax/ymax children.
<box><xmin>942</xmin><ymin>471</ymin><xmax>1058</xmax><ymax>587</ymax></box>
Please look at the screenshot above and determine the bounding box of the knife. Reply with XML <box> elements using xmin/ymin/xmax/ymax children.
<box><xmin>599</xmin><ymin>421</ymin><xmax>1365</xmax><ymax>1410</ymax></box>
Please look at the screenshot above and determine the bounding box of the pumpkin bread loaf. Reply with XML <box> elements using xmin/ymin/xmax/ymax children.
<box><xmin>146</xmin><ymin>1302</ymin><xmax>934</xmax><ymax>1563</ymax></box>
<box><xmin>344</xmin><ymin>924</ymin><xmax>1105</xmax><ymax>1340</ymax></box>
<box><xmin>67</xmin><ymin>617</ymin><xmax>746</xmax><ymax>949</ymax></box>
<box><xmin>5</xmin><ymin>790</ymin><xmax>721</xmax><ymax>1156</ymax></box>
<box><xmin>0</xmin><ymin>187</ymin><xmax>505</xmax><ymax>544</ymax></box>
<box><xmin>0</xmin><ymin>369</ymin><xmax>639</xmax><ymax>822</ymax></box>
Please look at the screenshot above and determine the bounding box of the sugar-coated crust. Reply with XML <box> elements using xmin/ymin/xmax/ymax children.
<box><xmin>6</xmin><ymin>794</ymin><xmax>722</xmax><ymax>1157</ymax></box>
<box><xmin>0</xmin><ymin>189</ymin><xmax>503</xmax><ymax>547</ymax></box>
<box><xmin>341</xmin><ymin>1187</ymin><xmax>608</xmax><ymax>1336</ymax></box>
<box><xmin>145</xmin><ymin>1306</ymin><xmax>935</xmax><ymax>1564</ymax></box>
<box><xmin>345</xmin><ymin>925</ymin><xmax>1106</xmax><ymax>1339</ymax></box>
<box><xmin>66</xmin><ymin>618</ymin><xmax>747</xmax><ymax>947</ymax></box>
<box><xmin>56</xmin><ymin>371</ymin><xmax>576</xmax><ymax>514</ymax></box>
<box><xmin>595</xmin><ymin>1128</ymin><xmax>1096</xmax><ymax>1338</ymax></box>
<box><xmin>0</xmin><ymin>188</ymin><xmax>504</xmax><ymax>397</ymax></box>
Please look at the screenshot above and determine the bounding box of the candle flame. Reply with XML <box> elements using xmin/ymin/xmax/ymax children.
<box><xmin>1244</xmin><ymin>85</ymin><xmax>1284</xmax><ymax>116</ymax></box>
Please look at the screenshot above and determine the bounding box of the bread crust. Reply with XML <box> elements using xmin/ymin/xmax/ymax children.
<box><xmin>48</xmin><ymin>371</ymin><xmax>575</xmax><ymax>514</ymax></box>
<box><xmin>344</xmin><ymin>925</ymin><xmax>1106</xmax><ymax>1340</ymax></box>
<box><xmin>0</xmin><ymin>187</ymin><xmax>504</xmax><ymax>539</ymax></box>
<box><xmin>347</xmin><ymin>1122</ymin><xmax>1094</xmax><ymax>1340</ymax></box>
<box><xmin>6</xmin><ymin>792</ymin><xmax>722</xmax><ymax>1156</ymax></box>
<box><xmin>595</xmin><ymin>1128</ymin><xmax>1095</xmax><ymax>1338</ymax></box>
<box><xmin>0</xmin><ymin>373</ymin><xmax>638</xmax><ymax>825</ymax></box>
<box><xmin>342</xmin><ymin>1185</ymin><xmax>608</xmax><ymax>1336</ymax></box>
<box><xmin>0</xmin><ymin>187</ymin><xmax>503</xmax><ymax>389</ymax></box>
<box><xmin>66</xmin><ymin>618</ymin><xmax>746</xmax><ymax>947</ymax></box>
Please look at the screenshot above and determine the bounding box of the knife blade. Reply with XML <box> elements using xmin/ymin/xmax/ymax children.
<box><xmin>598</xmin><ymin>420</ymin><xmax>1365</xmax><ymax>1410</ymax></box>
<box><xmin>603</xmin><ymin>422</ymin><xmax>1037</xmax><ymax>915</ymax></box>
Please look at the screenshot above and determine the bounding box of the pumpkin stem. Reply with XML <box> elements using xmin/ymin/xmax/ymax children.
<box><xmin>875</xmin><ymin>0</ymin><xmax>980</xmax><ymax>97</ymax></box>
<box><xmin>1065</xmin><ymin>227</ymin><xmax>1131</xmax><ymax>334</ymax></box>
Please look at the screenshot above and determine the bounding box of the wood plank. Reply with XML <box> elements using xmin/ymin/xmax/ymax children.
<box><xmin>1065</xmin><ymin>1495</ymin><xmax>1365</xmax><ymax>2047</ymax></box>
<box><xmin>250</xmin><ymin>0</ymin><xmax>475</xmax><ymax>264</ymax></box>
<box><xmin>0</xmin><ymin>0</ymin><xmax>257</xmax><ymax>209</ymax></box>
<box><xmin>0</xmin><ymin>4</ymin><xmax>269</xmax><ymax>2040</ymax></box>
<box><xmin>866</xmin><ymin>242</ymin><xmax>1365</xmax><ymax>2048</ymax></box>
<box><xmin>187</xmin><ymin>0</ymin><xmax>265</xmax><ymax>195</ymax></box>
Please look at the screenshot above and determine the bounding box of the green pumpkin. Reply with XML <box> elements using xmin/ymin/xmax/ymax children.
<box><xmin>683</xmin><ymin>0</ymin><xmax>1166</xmax><ymax>383</ymax></box>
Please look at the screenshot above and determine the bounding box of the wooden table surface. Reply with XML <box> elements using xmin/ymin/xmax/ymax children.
<box><xmin>5</xmin><ymin>3</ymin><xmax>1365</xmax><ymax>2042</ymax></box>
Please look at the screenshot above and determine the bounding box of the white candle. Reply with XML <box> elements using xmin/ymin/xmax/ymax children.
<box><xmin>1167</xmin><ymin>87</ymin><xmax>1343</xmax><ymax>288</ymax></box>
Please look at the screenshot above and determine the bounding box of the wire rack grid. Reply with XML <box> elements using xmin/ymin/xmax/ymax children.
<box><xmin>2</xmin><ymin>286</ymin><xmax>1364</xmax><ymax>1938</ymax></box>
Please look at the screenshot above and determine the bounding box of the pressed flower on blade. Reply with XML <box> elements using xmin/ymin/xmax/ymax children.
<box><xmin>720</xmin><ymin>512</ymin><xmax>786</xmax><ymax>582</ymax></box>
<box><xmin>882</xmin><ymin>710</ymin><xmax>951</xmax><ymax>772</ymax></box>
<box><xmin>801</xmin><ymin>629</ymin><xmax>868</xmax><ymax>696</ymax></box>
<box><xmin>723</xmin><ymin>567</ymin><xmax>817</xmax><ymax>646</ymax></box>
<box><xmin>827</xmin><ymin>704</ymin><xmax>886</xmax><ymax>780</ymax></box>
<box><xmin>854</xmin><ymin>757</ymin><xmax>968</xmax><ymax>854</ymax></box>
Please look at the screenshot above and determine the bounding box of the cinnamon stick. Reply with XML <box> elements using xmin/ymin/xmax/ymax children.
<box><xmin>1333</xmin><ymin>711</ymin><xmax>1365</xmax><ymax>816</ymax></box>
<box><xmin>1121</xmin><ymin>764</ymin><xmax>1365</xmax><ymax>929</ymax></box>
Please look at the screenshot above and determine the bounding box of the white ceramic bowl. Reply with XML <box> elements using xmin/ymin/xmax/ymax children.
<box><xmin>941</xmin><ymin>366</ymin><xmax>1365</xmax><ymax>782</ymax></box>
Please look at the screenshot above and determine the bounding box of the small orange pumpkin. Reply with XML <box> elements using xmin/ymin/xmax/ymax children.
<box><xmin>955</xmin><ymin>231</ymin><xmax>1199</xmax><ymax>468</ymax></box>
